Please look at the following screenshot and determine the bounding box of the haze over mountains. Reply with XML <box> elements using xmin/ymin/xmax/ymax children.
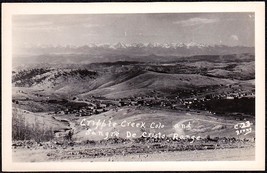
<box><xmin>13</xmin><ymin>42</ymin><xmax>254</xmax><ymax>65</ymax></box>
<box><xmin>14</xmin><ymin>42</ymin><xmax>254</xmax><ymax>55</ymax></box>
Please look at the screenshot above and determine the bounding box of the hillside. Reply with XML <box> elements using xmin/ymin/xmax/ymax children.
<box><xmin>81</xmin><ymin>71</ymin><xmax>235</xmax><ymax>99</ymax></box>
<box><xmin>12</xmin><ymin>53</ymin><xmax>256</xmax><ymax>162</ymax></box>
<box><xmin>12</xmin><ymin>53</ymin><xmax>254</xmax><ymax>101</ymax></box>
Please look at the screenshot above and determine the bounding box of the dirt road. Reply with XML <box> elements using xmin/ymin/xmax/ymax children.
<box><xmin>13</xmin><ymin>147</ymin><xmax>254</xmax><ymax>162</ymax></box>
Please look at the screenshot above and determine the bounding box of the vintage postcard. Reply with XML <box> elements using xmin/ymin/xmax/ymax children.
<box><xmin>2</xmin><ymin>2</ymin><xmax>265</xmax><ymax>171</ymax></box>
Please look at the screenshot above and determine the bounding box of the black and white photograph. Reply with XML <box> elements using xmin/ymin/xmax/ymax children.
<box><xmin>2</xmin><ymin>2</ymin><xmax>265</xmax><ymax>171</ymax></box>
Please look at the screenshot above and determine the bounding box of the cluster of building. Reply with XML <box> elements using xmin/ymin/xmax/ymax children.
<box><xmin>53</xmin><ymin>86</ymin><xmax>254</xmax><ymax>117</ymax></box>
<box><xmin>55</xmin><ymin>101</ymin><xmax>109</xmax><ymax>116</ymax></box>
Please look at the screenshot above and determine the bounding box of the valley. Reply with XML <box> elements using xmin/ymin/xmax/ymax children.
<box><xmin>12</xmin><ymin>50</ymin><xmax>255</xmax><ymax>161</ymax></box>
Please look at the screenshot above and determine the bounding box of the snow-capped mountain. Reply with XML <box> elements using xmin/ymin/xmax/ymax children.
<box><xmin>13</xmin><ymin>42</ymin><xmax>254</xmax><ymax>57</ymax></box>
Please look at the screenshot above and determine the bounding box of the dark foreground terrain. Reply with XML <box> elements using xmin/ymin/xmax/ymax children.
<box><xmin>13</xmin><ymin>136</ymin><xmax>255</xmax><ymax>162</ymax></box>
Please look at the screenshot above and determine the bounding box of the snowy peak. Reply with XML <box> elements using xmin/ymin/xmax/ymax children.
<box><xmin>111</xmin><ymin>42</ymin><xmax>128</xmax><ymax>49</ymax></box>
<box><xmin>14</xmin><ymin>42</ymin><xmax>254</xmax><ymax>57</ymax></box>
<box><xmin>186</xmin><ymin>42</ymin><xmax>208</xmax><ymax>48</ymax></box>
<box><xmin>17</xmin><ymin>42</ymin><xmax>252</xmax><ymax>50</ymax></box>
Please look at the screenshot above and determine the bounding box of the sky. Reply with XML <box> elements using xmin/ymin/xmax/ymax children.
<box><xmin>12</xmin><ymin>13</ymin><xmax>255</xmax><ymax>47</ymax></box>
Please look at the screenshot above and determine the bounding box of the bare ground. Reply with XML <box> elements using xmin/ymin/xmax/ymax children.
<box><xmin>13</xmin><ymin>146</ymin><xmax>254</xmax><ymax>162</ymax></box>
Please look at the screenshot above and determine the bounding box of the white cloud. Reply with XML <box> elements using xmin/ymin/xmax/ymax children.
<box><xmin>14</xmin><ymin>21</ymin><xmax>53</xmax><ymax>28</ymax></box>
<box><xmin>13</xmin><ymin>21</ymin><xmax>64</xmax><ymax>32</ymax></box>
<box><xmin>248</xmin><ymin>14</ymin><xmax>254</xmax><ymax>19</ymax></box>
<box><xmin>82</xmin><ymin>23</ymin><xmax>101</xmax><ymax>28</ymax></box>
<box><xmin>13</xmin><ymin>19</ymin><xmax>101</xmax><ymax>32</ymax></box>
<box><xmin>173</xmin><ymin>17</ymin><xmax>218</xmax><ymax>26</ymax></box>
<box><xmin>230</xmin><ymin>35</ymin><xmax>239</xmax><ymax>41</ymax></box>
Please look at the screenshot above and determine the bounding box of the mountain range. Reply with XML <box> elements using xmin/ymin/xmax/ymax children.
<box><xmin>14</xmin><ymin>42</ymin><xmax>254</xmax><ymax>57</ymax></box>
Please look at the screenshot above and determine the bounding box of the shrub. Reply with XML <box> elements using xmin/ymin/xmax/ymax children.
<box><xmin>12</xmin><ymin>108</ymin><xmax>54</xmax><ymax>142</ymax></box>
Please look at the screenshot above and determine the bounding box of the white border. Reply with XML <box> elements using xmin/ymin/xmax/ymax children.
<box><xmin>2</xmin><ymin>2</ymin><xmax>265</xmax><ymax>171</ymax></box>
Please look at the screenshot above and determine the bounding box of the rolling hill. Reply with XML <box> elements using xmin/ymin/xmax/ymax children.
<box><xmin>12</xmin><ymin>53</ymin><xmax>254</xmax><ymax>101</ymax></box>
<box><xmin>80</xmin><ymin>71</ymin><xmax>235</xmax><ymax>99</ymax></box>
